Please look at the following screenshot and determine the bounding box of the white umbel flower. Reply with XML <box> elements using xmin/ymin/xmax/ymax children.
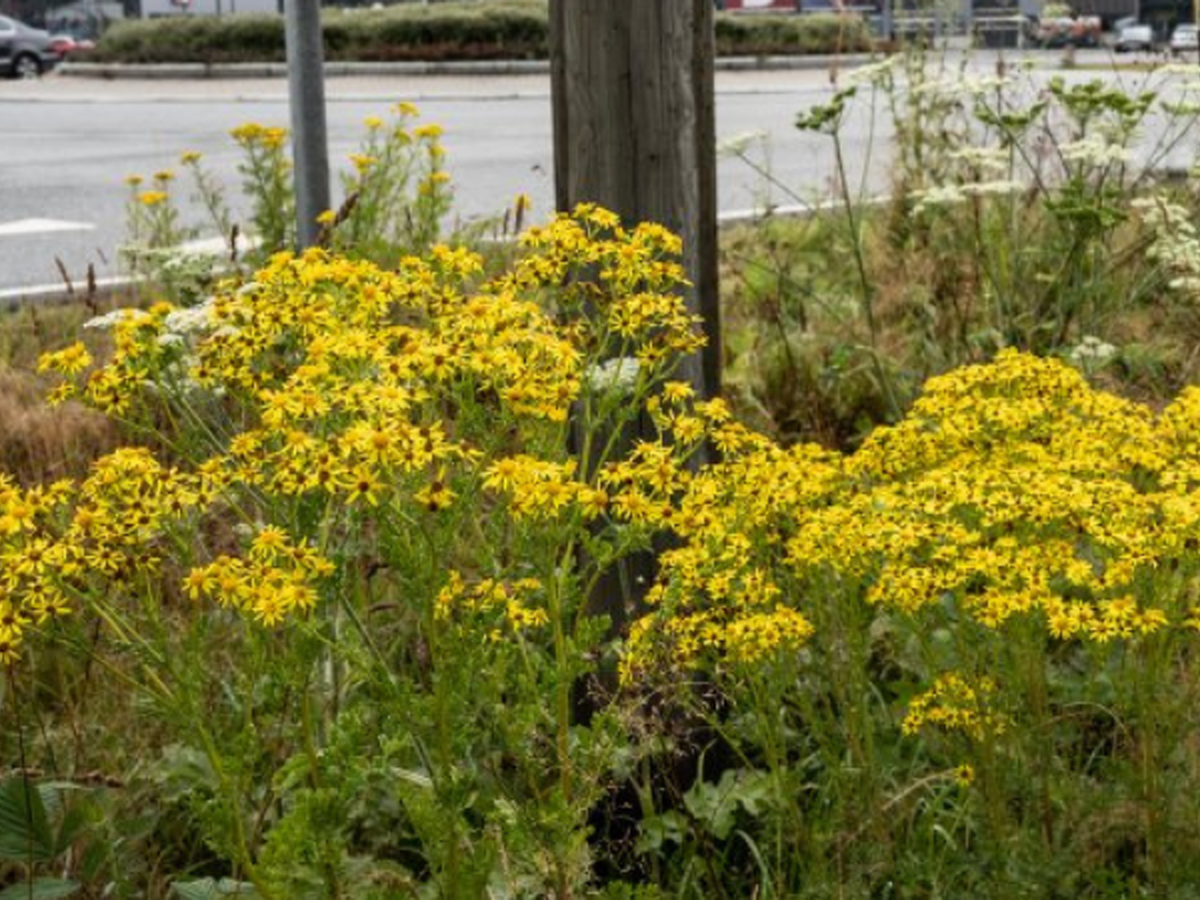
<box><xmin>585</xmin><ymin>356</ymin><xmax>641</xmax><ymax>397</ymax></box>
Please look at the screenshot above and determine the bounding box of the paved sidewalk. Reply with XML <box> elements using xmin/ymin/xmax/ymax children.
<box><xmin>0</xmin><ymin>65</ymin><xmax>855</xmax><ymax>104</ymax></box>
<box><xmin>58</xmin><ymin>55</ymin><xmax>873</xmax><ymax>81</ymax></box>
<box><xmin>0</xmin><ymin>47</ymin><xmax>1116</xmax><ymax>105</ymax></box>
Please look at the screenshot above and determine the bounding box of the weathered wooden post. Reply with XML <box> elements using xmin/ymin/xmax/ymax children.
<box><xmin>550</xmin><ymin>1</ymin><xmax>721</xmax><ymax>639</ymax></box>
<box><xmin>549</xmin><ymin>0</ymin><xmax>721</xmax><ymax>402</ymax></box>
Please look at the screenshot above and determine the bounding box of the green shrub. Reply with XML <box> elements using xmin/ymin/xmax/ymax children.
<box><xmin>90</xmin><ymin>15</ymin><xmax>284</xmax><ymax>64</ymax></box>
<box><xmin>89</xmin><ymin>2</ymin><xmax>870</xmax><ymax>65</ymax></box>
<box><xmin>716</xmin><ymin>12</ymin><xmax>873</xmax><ymax>55</ymax></box>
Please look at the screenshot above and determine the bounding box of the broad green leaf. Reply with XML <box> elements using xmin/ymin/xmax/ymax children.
<box><xmin>54</xmin><ymin>799</ymin><xmax>96</xmax><ymax>858</ymax></box>
<box><xmin>170</xmin><ymin>878</ymin><xmax>259</xmax><ymax>899</ymax></box>
<box><xmin>683</xmin><ymin>771</ymin><xmax>740</xmax><ymax>841</ymax></box>
<box><xmin>634</xmin><ymin>810</ymin><xmax>687</xmax><ymax>854</ymax></box>
<box><xmin>0</xmin><ymin>778</ymin><xmax>55</xmax><ymax>863</ymax></box>
<box><xmin>682</xmin><ymin>768</ymin><xmax>774</xmax><ymax>841</ymax></box>
<box><xmin>0</xmin><ymin>877</ymin><xmax>82</xmax><ymax>900</ymax></box>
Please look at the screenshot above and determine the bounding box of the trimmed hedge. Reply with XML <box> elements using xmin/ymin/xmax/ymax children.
<box><xmin>716</xmin><ymin>13</ymin><xmax>872</xmax><ymax>55</ymax></box>
<box><xmin>89</xmin><ymin>1</ymin><xmax>871</xmax><ymax>64</ymax></box>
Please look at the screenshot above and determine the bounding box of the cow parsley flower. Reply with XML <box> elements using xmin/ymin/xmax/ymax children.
<box><xmin>586</xmin><ymin>356</ymin><xmax>641</xmax><ymax>397</ymax></box>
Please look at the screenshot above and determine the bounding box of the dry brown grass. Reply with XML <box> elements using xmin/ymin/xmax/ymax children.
<box><xmin>0</xmin><ymin>297</ymin><xmax>130</xmax><ymax>484</ymax></box>
<box><xmin>0</xmin><ymin>367</ymin><xmax>119</xmax><ymax>484</ymax></box>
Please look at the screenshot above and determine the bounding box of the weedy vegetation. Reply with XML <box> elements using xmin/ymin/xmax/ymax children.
<box><xmin>9</xmin><ymin>46</ymin><xmax>1200</xmax><ymax>900</ymax></box>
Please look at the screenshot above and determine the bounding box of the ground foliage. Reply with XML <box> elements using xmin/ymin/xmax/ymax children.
<box><xmin>723</xmin><ymin>52</ymin><xmax>1200</xmax><ymax>450</ymax></box>
<box><xmin>3</xmin><ymin>198</ymin><xmax>1200</xmax><ymax>896</ymax></box>
<box><xmin>10</xmin><ymin>47</ymin><xmax>1200</xmax><ymax>900</ymax></box>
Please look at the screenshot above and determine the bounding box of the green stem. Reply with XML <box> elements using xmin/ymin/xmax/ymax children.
<box><xmin>831</xmin><ymin>131</ymin><xmax>900</xmax><ymax>420</ymax></box>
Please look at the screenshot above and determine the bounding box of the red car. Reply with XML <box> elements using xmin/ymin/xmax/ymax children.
<box><xmin>719</xmin><ymin>0</ymin><xmax>801</xmax><ymax>11</ymax></box>
<box><xmin>48</xmin><ymin>34</ymin><xmax>95</xmax><ymax>57</ymax></box>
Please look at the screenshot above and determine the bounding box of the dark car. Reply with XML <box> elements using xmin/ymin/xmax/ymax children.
<box><xmin>0</xmin><ymin>16</ymin><xmax>61</xmax><ymax>78</ymax></box>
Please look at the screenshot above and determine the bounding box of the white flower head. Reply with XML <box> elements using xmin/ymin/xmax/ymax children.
<box><xmin>84</xmin><ymin>308</ymin><xmax>146</xmax><ymax>330</ymax></box>
<box><xmin>585</xmin><ymin>356</ymin><xmax>641</xmax><ymax>397</ymax></box>
<box><xmin>163</xmin><ymin>297</ymin><xmax>216</xmax><ymax>336</ymax></box>
<box><xmin>1069</xmin><ymin>335</ymin><xmax>1118</xmax><ymax>365</ymax></box>
<box><xmin>1162</xmin><ymin>63</ymin><xmax>1200</xmax><ymax>77</ymax></box>
<box><xmin>1060</xmin><ymin>135</ymin><xmax>1132</xmax><ymax>168</ymax></box>
<box><xmin>910</xmin><ymin>74</ymin><xmax>1011</xmax><ymax>99</ymax></box>
<box><xmin>961</xmin><ymin>179</ymin><xmax>1025</xmax><ymax>198</ymax></box>
<box><xmin>845</xmin><ymin>56</ymin><xmax>897</xmax><ymax>88</ymax></box>
<box><xmin>1134</xmin><ymin>195</ymin><xmax>1200</xmax><ymax>302</ymax></box>
<box><xmin>910</xmin><ymin>184</ymin><xmax>967</xmax><ymax>214</ymax></box>
<box><xmin>949</xmin><ymin>146</ymin><xmax>1010</xmax><ymax>174</ymax></box>
<box><xmin>717</xmin><ymin>130</ymin><xmax>769</xmax><ymax>158</ymax></box>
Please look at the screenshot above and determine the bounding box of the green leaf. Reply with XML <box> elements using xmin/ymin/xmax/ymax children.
<box><xmin>389</xmin><ymin>766</ymin><xmax>433</xmax><ymax>791</ymax></box>
<box><xmin>0</xmin><ymin>878</ymin><xmax>82</xmax><ymax>900</ymax></box>
<box><xmin>683</xmin><ymin>768</ymin><xmax>774</xmax><ymax>841</ymax></box>
<box><xmin>55</xmin><ymin>799</ymin><xmax>96</xmax><ymax>857</ymax></box>
<box><xmin>170</xmin><ymin>878</ymin><xmax>260</xmax><ymax>899</ymax></box>
<box><xmin>635</xmin><ymin>810</ymin><xmax>687</xmax><ymax>854</ymax></box>
<box><xmin>683</xmin><ymin>770</ymin><xmax>741</xmax><ymax>841</ymax></box>
<box><xmin>0</xmin><ymin>778</ymin><xmax>56</xmax><ymax>863</ymax></box>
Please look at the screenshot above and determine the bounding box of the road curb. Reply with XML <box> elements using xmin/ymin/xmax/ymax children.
<box><xmin>0</xmin><ymin>276</ymin><xmax>136</xmax><ymax>311</ymax></box>
<box><xmin>1</xmin><ymin>201</ymin><xmax>892</xmax><ymax>309</ymax></box>
<box><xmin>60</xmin><ymin>54</ymin><xmax>872</xmax><ymax>80</ymax></box>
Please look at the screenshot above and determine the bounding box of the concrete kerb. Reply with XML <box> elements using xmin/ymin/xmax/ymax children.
<box><xmin>61</xmin><ymin>54</ymin><xmax>873</xmax><ymax>80</ymax></box>
<box><xmin>0</xmin><ymin>201</ymin><xmax>889</xmax><ymax>310</ymax></box>
<box><xmin>0</xmin><ymin>276</ymin><xmax>135</xmax><ymax>312</ymax></box>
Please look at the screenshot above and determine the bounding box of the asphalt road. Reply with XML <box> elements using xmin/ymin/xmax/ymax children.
<box><xmin>0</xmin><ymin>69</ymin><xmax>859</xmax><ymax>293</ymax></box>
<box><xmin>0</xmin><ymin>52</ymin><xmax>1193</xmax><ymax>295</ymax></box>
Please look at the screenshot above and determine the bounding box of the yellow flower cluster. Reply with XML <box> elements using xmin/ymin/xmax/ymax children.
<box><xmin>38</xmin><ymin>341</ymin><xmax>92</xmax><ymax>377</ymax></box>
<box><xmin>184</xmin><ymin>527</ymin><xmax>333</xmax><ymax>626</ymax></box>
<box><xmin>628</xmin><ymin>350</ymin><xmax>1200</xmax><ymax>686</ymax></box>
<box><xmin>46</xmin><ymin>306</ymin><xmax>180</xmax><ymax>414</ymax></box>
<box><xmin>502</xmin><ymin>205</ymin><xmax>705</xmax><ymax>367</ymax></box>
<box><xmin>230</xmin><ymin>122</ymin><xmax>289</xmax><ymax>151</ymax></box>
<box><xmin>0</xmin><ymin>448</ymin><xmax>209</xmax><ymax>662</ymax></box>
<box><xmin>434</xmin><ymin>571</ymin><xmax>548</xmax><ymax>634</ymax></box>
<box><xmin>479</xmin><ymin>393</ymin><xmax>719</xmax><ymax>528</ymax></box>
<box><xmin>483</xmin><ymin>456</ymin><xmax>582</xmax><ymax>521</ymax></box>
<box><xmin>787</xmin><ymin>350</ymin><xmax>1186</xmax><ymax>638</ymax></box>
<box><xmin>25</xmin><ymin>207</ymin><xmax>707</xmax><ymax>660</ymax></box>
<box><xmin>622</xmin><ymin>410</ymin><xmax>836</xmax><ymax>678</ymax></box>
<box><xmin>902</xmin><ymin>673</ymin><xmax>1009</xmax><ymax>740</ymax></box>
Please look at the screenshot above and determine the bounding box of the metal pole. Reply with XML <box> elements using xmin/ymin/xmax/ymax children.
<box><xmin>284</xmin><ymin>0</ymin><xmax>331</xmax><ymax>249</ymax></box>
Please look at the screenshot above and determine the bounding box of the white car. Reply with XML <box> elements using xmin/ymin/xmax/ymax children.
<box><xmin>1115</xmin><ymin>24</ymin><xmax>1154</xmax><ymax>52</ymax></box>
<box><xmin>1171</xmin><ymin>23</ymin><xmax>1199</xmax><ymax>54</ymax></box>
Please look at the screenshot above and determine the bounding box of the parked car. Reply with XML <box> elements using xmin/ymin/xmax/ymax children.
<box><xmin>0</xmin><ymin>16</ymin><xmax>61</xmax><ymax>78</ymax></box>
<box><xmin>1171</xmin><ymin>23</ymin><xmax>1199</xmax><ymax>54</ymax></box>
<box><xmin>1115</xmin><ymin>23</ymin><xmax>1155</xmax><ymax>52</ymax></box>
<box><xmin>1036</xmin><ymin>15</ymin><xmax>1102</xmax><ymax>47</ymax></box>
<box><xmin>47</xmin><ymin>33</ymin><xmax>95</xmax><ymax>57</ymax></box>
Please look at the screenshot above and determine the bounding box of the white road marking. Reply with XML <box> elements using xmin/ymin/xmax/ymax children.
<box><xmin>0</xmin><ymin>218</ymin><xmax>96</xmax><ymax>237</ymax></box>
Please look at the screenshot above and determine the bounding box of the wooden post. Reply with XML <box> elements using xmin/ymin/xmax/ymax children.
<box><xmin>550</xmin><ymin>0</ymin><xmax>720</xmax><ymax>402</ymax></box>
<box><xmin>550</xmin><ymin>0</ymin><xmax>720</xmax><ymax>640</ymax></box>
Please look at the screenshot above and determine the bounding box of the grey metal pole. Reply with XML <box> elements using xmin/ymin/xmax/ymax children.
<box><xmin>284</xmin><ymin>0</ymin><xmax>330</xmax><ymax>249</ymax></box>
